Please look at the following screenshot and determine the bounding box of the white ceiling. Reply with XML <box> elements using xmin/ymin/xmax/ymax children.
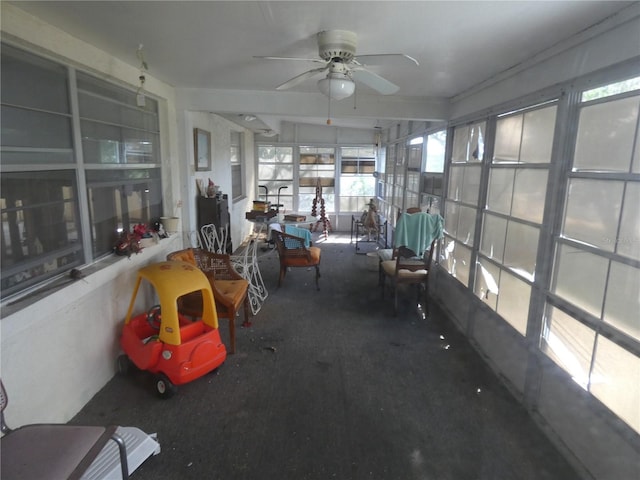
<box><xmin>7</xmin><ymin>0</ymin><xmax>637</xmax><ymax>131</ymax></box>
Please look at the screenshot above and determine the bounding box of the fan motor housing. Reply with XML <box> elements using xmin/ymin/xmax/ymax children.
<box><xmin>317</xmin><ymin>30</ymin><xmax>357</xmax><ymax>61</ymax></box>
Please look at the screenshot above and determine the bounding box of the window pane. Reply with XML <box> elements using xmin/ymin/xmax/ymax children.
<box><xmin>78</xmin><ymin>91</ymin><xmax>159</xmax><ymax>131</ymax></box>
<box><xmin>451</xmin><ymin>125</ymin><xmax>469</xmax><ymax>163</ymax></box>
<box><xmin>573</xmin><ymin>96</ymin><xmax>639</xmax><ymax>172</ymax></box>
<box><xmin>447</xmin><ymin>166</ymin><xmax>463</xmax><ymax>201</ymax></box>
<box><xmin>504</xmin><ymin>221</ymin><xmax>539</xmax><ymax>280</ymax></box>
<box><xmin>461</xmin><ymin>165</ymin><xmax>481</xmax><ymax>205</ymax></box>
<box><xmin>86</xmin><ymin>169</ymin><xmax>162</xmax><ymax>257</ymax></box>
<box><xmin>81</xmin><ymin>121</ymin><xmax>159</xmax><ymax>164</ymax></box>
<box><xmin>487</xmin><ymin>168</ymin><xmax>514</xmax><ymax>215</ymax></box>
<box><xmin>563</xmin><ymin>179</ymin><xmax>624</xmax><ymax>251</ymax></box>
<box><xmin>617</xmin><ymin>182</ymin><xmax>640</xmax><ymax>260</ymax></box>
<box><xmin>480</xmin><ymin>214</ymin><xmax>507</xmax><ymax>261</ymax></box>
<box><xmin>603</xmin><ymin>261</ymin><xmax>640</xmax><ymax>340</ymax></box>
<box><xmin>511</xmin><ymin>169</ymin><xmax>547</xmax><ymax>223</ymax></box>
<box><xmin>77</xmin><ymin>72</ymin><xmax>159</xmax><ymax>117</ymax></box>
<box><xmin>582</xmin><ymin>76</ymin><xmax>640</xmax><ymax>101</ymax></box>
<box><xmin>469</xmin><ymin>122</ymin><xmax>485</xmax><ymax>162</ymax></box>
<box><xmin>456</xmin><ymin>205</ymin><xmax>476</xmax><ymax>246</ymax></box>
<box><xmin>1</xmin><ymin>44</ymin><xmax>70</xmax><ymax>114</ymax></box>
<box><xmin>475</xmin><ymin>258</ymin><xmax>500</xmax><ymax>309</ymax></box>
<box><xmin>1</xmin><ymin>171</ymin><xmax>82</xmax><ymax>297</ymax></box>
<box><xmin>520</xmin><ymin>105</ymin><xmax>556</xmax><ymax>164</ymax></box>
<box><xmin>406</xmin><ymin>171</ymin><xmax>420</xmax><ymax>192</ymax></box>
<box><xmin>1</xmin><ymin>150</ymin><xmax>74</xmax><ymax>166</ymax></box>
<box><xmin>1</xmin><ymin>106</ymin><xmax>72</xmax><ymax>149</ymax></box>
<box><xmin>496</xmin><ymin>271</ymin><xmax>530</xmax><ymax>336</ymax></box>
<box><xmin>494</xmin><ymin>115</ymin><xmax>522</xmax><ymax>163</ymax></box>
<box><xmin>444</xmin><ymin>201</ymin><xmax>459</xmax><ymax>238</ymax></box>
<box><xmin>591</xmin><ymin>336</ymin><xmax>640</xmax><ymax>434</ymax></box>
<box><xmin>425</xmin><ymin>130</ymin><xmax>446</xmax><ymax>173</ymax></box>
<box><xmin>258</xmin><ymin>164</ymin><xmax>293</xmax><ymax>181</ymax></box>
<box><xmin>541</xmin><ymin>306</ymin><xmax>595</xmax><ymax>389</ymax></box>
<box><xmin>446</xmin><ymin>241</ymin><xmax>472</xmax><ymax>286</ymax></box>
<box><xmin>553</xmin><ymin>244</ymin><xmax>608</xmax><ymax>318</ymax></box>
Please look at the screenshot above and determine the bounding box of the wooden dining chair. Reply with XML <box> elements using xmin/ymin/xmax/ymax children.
<box><xmin>167</xmin><ymin>248</ymin><xmax>250</xmax><ymax>353</ymax></box>
<box><xmin>380</xmin><ymin>242</ymin><xmax>436</xmax><ymax>315</ymax></box>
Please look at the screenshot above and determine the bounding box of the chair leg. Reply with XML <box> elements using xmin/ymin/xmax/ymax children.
<box><xmin>241</xmin><ymin>294</ymin><xmax>251</xmax><ymax>328</ymax></box>
<box><xmin>278</xmin><ymin>266</ymin><xmax>286</xmax><ymax>287</ymax></box>
<box><xmin>314</xmin><ymin>265</ymin><xmax>320</xmax><ymax>290</ymax></box>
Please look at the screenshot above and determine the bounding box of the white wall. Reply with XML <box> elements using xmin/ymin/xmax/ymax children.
<box><xmin>0</xmin><ymin>5</ymin><xmax>184</xmax><ymax>426</ymax></box>
<box><xmin>450</xmin><ymin>5</ymin><xmax>640</xmax><ymax>119</ymax></box>
<box><xmin>181</xmin><ymin>111</ymin><xmax>255</xmax><ymax>250</ymax></box>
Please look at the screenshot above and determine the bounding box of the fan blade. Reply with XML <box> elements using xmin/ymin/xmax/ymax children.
<box><xmin>351</xmin><ymin>68</ymin><xmax>399</xmax><ymax>95</ymax></box>
<box><xmin>254</xmin><ymin>55</ymin><xmax>326</xmax><ymax>64</ymax></box>
<box><xmin>353</xmin><ymin>53</ymin><xmax>419</xmax><ymax>67</ymax></box>
<box><xmin>276</xmin><ymin>66</ymin><xmax>329</xmax><ymax>91</ymax></box>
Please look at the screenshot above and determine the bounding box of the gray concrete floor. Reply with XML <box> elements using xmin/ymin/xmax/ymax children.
<box><xmin>72</xmin><ymin>234</ymin><xmax>582</xmax><ymax>479</ymax></box>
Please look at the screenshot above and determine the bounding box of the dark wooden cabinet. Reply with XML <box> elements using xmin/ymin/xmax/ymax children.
<box><xmin>197</xmin><ymin>195</ymin><xmax>232</xmax><ymax>252</ymax></box>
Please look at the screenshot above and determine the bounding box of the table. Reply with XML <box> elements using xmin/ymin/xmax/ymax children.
<box><xmin>351</xmin><ymin>215</ymin><xmax>388</xmax><ymax>254</ymax></box>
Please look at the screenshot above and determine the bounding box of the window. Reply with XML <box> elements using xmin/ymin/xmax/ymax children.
<box><xmin>441</xmin><ymin>121</ymin><xmax>485</xmax><ymax>287</ymax></box>
<box><xmin>257</xmin><ymin>145</ymin><xmax>293</xmax><ymax>211</ymax></box>
<box><xmin>230</xmin><ymin>131</ymin><xmax>244</xmax><ymax>200</ymax></box>
<box><xmin>1</xmin><ymin>44</ymin><xmax>162</xmax><ymax>299</ymax></box>
<box><xmin>298</xmin><ymin>146</ymin><xmax>335</xmax><ymax>214</ymax></box>
<box><xmin>78</xmin><ymin>72</ymin><xmax>162</xmax><ymax>258</ymax></box>
<box><xmin>421</xmin><ymin>129</ymin><xmax>447</xmax><ymax>214</ymax></box>
<box><xmin>339</xmin><ymin>146</ymin><xmax>376</xmax><ymax>212</ymax></box>
<box><xmin>541</xmin><ymin>77</ymin><xmax>640</xmax><ymax>434</ymax></box>
<box><xmin>406</xmin><ymin>137</ymin><xmax>422</xmax><ymax>210</ymax></box>
<box><xmin>476</xmin><ymin>103</ymin><xmax>557</xmax><ymax>335</ymax></box>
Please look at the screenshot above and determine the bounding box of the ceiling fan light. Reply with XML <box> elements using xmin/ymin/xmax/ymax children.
<box><xmin>317</xmin><ymin>73</ymin><xmax>355</xmax><ymax>100</ymax></box>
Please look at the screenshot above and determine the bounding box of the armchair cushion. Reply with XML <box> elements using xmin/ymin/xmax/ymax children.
<box><xmin>282</xmin><ymin>246</ymin><xmax>321</xmax><ymax>267</ymax></box>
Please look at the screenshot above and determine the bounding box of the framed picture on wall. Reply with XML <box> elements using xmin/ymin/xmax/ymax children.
<box><xmin>194</xmin><ymin>128</ymin><xmax>211</xmax><ymax>171</ymax></box>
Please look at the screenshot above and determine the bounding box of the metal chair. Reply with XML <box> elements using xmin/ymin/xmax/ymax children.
<box><xmin>200</xmin><ymin>223</ymin><xmax>228</xmax><ymax>253</ymax></box>
<box><xmin>231</xmin><ymin>237</ymin><xmax>268</xmax><ymax>316</ymax></box>
<box><xmin>0</xmin><ymin>378</ymin><xmax>129</xmax><ymax>480</ymax></box>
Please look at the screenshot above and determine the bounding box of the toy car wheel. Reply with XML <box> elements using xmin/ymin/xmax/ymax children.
<box><xmin>116</xmin><ymin>354</ymin><xmax>131</xmax><ymax>375</ymax></box>
<box><xmin>155</xmin><ymin>373</ymin><xmax>177</xmax><ymax>399</ymax></box>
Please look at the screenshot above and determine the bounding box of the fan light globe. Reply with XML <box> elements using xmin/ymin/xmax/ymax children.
<box><xmin>317</xmin><ymin>73</ymin><xmax>355</xmax><ymax>100</ymax></box>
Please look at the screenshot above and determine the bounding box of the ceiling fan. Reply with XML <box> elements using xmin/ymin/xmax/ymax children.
<box><xmin>255</xmin><ymin>30</ymin><xmax>419</xmax><ymax>100</ymax></box>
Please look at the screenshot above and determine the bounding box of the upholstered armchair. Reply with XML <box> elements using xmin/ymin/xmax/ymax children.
<box><xmin>167</xmin><ymin>248</ymin><xmax>250</xmax><ymax>354</ymax></box>
<box><xmin>271</xmin><ymin>230</ymin><xmax>321</xmax><ymax>290</ymax></box>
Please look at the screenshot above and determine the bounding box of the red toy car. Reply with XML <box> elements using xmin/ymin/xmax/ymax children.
<box><xmin>117</xmin><ymin>261</ymin><xmax>227</xmax><ymax>398</ymax></box>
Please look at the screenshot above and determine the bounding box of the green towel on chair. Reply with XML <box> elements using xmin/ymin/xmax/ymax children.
<box><xmin>394</xmin><ymin>212</ymin><xmax>444</xmax><ymax>257</ymax></box>
<box><xmin>285</xmin><ymin>224</ymin><xmax>312</xmax><ymax>247</ymax></box>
